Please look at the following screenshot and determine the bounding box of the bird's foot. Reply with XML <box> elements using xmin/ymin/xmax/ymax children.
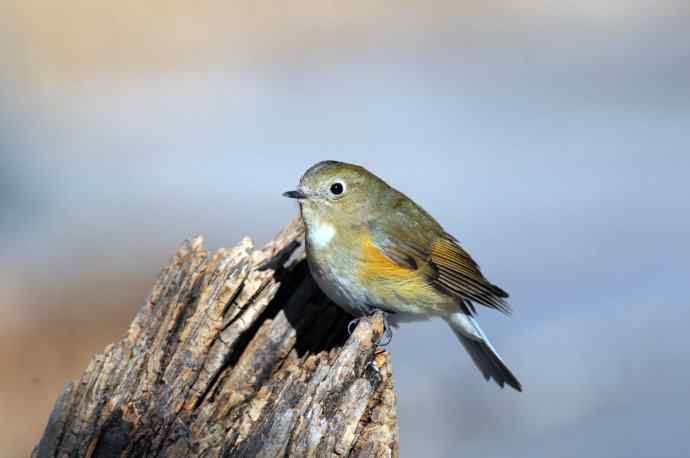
<box><xmin>376</xmin><ymin>312</ymin><xmax>393</xmax><ymax>347</ymax></box>
<box><xmin>347</xmin><ymin>311</ymin><xmax>393</xmax><ymax>347</ymax></box>
<box><xmin>347</xmin><ymin>316</ymin><xmax>367</xmax><ymax>336</ymax></box>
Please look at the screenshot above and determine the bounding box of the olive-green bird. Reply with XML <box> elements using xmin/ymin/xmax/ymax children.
<box><xmin>284</xmin><ymin>160</ymin><xmax>521</xmax><ymax>391</ymax></box>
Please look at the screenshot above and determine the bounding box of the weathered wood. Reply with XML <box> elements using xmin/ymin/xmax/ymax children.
<box><xmin>34</xmin><ymin>219</ymin><xmax>399</xmax><ymax>457</ymax></box>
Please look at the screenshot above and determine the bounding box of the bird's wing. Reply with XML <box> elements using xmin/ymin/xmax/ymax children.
<box><xmin>427</xmin><ymin>234</ymin><xmax>511</xmax><ymax>314</ymax></box>
<box><xmin>369</xmin><ymin>192</ymin><xmax>511</xmax><ymax>315</ymax></box>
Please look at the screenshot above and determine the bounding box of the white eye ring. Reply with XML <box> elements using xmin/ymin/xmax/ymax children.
<box><xmin>329</xmin><ymin>182</ymin><xmax>345</xmax><ymax>196</ymax></box>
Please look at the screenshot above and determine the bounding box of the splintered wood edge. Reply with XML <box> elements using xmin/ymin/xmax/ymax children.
<box><xmin>34</xmin><ymin>218</ymin><xmax>399</xmax><ymax>458</ymax></box>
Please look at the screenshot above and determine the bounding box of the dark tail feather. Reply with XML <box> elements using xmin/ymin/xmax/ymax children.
<box><xmin>457</xmin><ymin>334</ymin><xmax>522</xmax><ymax>392</ymax></box>
<box><xmin>447</xmin><ymin>313</ymin><xmax>522</xmax><ymax>392</ymax></box>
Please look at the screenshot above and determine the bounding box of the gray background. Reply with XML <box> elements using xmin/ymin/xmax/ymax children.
<box><xmin>2</xmin><ymin>2</ymin><xmax>689</xmax><ymax>456</ymax></box>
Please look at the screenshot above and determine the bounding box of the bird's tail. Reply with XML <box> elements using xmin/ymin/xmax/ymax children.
<box><xmin>445</xmin><ymin>312</ymin><xmax>522</xmax><ymax>392</ymax></box>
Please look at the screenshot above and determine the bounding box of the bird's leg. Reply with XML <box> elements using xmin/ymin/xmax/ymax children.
<box><xmin>347</xmin><ymin>306</ymin><xmax>375</xmax><ymax>335</ymax></box>
<box><xmin>347</xmin><ymin>308</ymin><xmax>393</xmax><ymax>347</ymax></box>
<box><xmin>347</xmin><ymin>316</ymin><xmax>364</xmax><ymax>336</ymax></box>
<box><xmin>376</xmin><ymin>312</ymin><xmax>393</xmax><ymax>347</ymax></box>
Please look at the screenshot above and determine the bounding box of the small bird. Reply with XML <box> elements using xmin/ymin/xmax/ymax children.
<box><xmin>284</xmin><ymin>161</ymin><xmax>521</xmax><ymax>391</ymax></box>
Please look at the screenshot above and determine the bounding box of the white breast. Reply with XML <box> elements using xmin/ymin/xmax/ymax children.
<box><xmin>308</xmin><ymin>222</ymin><xmax>336</xmax><ymax>248</ymax></box>
<box><xmin>305</xmin><ymin>220</ymin><xmax>372</xmax><ymax>315</ymax></box>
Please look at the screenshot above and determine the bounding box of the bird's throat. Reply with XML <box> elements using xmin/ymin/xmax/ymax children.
<box><xmin>308</xmin><ymin>221</ymin><xmax>337</xmax><ymax>248</ymax></box>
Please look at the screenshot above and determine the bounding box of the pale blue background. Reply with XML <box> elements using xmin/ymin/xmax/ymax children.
<box><xmin>2</xmin><ymin>2</ymin><xmax>689</xmax><ymax>456</ymax></box>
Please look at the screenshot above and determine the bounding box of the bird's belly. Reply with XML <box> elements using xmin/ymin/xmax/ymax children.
<box><xmin>306</xmin><ymin>243</ymin><xmax>439</xmax><ymax>317</ymax></box>
<box><xmin>307</xmin><ymin>248</ymin><xmax>372</xmax><ymax>316</ymax></box>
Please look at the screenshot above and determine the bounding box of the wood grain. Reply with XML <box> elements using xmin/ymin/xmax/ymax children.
<box><xmin>33</xmin><ymin>219</ymin><xmax>398</xmax><ymax>457</ymax></box>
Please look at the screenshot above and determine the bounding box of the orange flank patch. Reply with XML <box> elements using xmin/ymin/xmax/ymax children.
<box><xmin>357</xmin><ymin>233</ymin><xmax>436</xmax><ymax>305</ymax></box>
<box><xmin>359</xmin><ymin>234</ymin><xmax>417</xmax><ymax>281</ymax></box>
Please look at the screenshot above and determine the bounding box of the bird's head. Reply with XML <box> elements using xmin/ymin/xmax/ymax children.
<box><xmin>283</xmin><ymin>160</ymin><xmax>388</xmax><ymax>229</ymax></box>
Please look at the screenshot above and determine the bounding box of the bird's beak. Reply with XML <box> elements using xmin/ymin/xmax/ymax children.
<box><xmin>282</xmin><ymin>189</ymin><xmax>307</xmax><ymax>200</ymax></box>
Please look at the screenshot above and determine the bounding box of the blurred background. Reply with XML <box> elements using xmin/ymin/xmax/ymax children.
<box><xmin>2</xmin><ymin>1</ymin><xmax>690</xmax><ymax>457</ymax></box>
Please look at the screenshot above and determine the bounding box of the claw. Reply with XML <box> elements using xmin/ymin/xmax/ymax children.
<box><xmin>375</xmin><ymin>312</ymin><xmax>393</xmax><ymax>347</ymax></box>
<box><xmin>347</xmin><ymin>317</ymin><xmax>363</xmax><ymax>335</ymax></box>
<box><xmin>348</xmin><ymin>311</ymin><xmax>394</xmax><ymax>347</ymax></box>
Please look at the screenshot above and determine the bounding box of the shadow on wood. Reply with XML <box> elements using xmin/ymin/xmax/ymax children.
<box><xmin>34</xmin><ymin>219</ymin><xmax>399</xmax><ymax>457</ymax></box>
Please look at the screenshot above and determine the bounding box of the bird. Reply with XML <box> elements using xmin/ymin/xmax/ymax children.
<box><xmin>283</xmin><ymin>160</ymin><xmax>522</xmax><ymax>391</ymax></box>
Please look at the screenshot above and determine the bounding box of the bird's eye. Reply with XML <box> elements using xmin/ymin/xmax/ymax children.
<box><xmin>330</xmin><ymin>182</ymin><xmax>344</xmax><ymax>195</ymax></box>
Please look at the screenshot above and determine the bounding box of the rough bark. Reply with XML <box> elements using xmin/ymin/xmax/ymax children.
<box><xmin>34</xmin><ymin>219</ymin><xmax>399</xmax><ymax>458</ymax></box>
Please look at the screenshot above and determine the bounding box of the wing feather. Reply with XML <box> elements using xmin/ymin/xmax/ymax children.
<box><xmin>431</xmin><ymin>236</ymin><xmax>511</xmax><ymax>314</ymax></box>
<box><xmin>368</xmin><ymin>193</ymin><xmax>511</xmax><ymax>315</ymax></box>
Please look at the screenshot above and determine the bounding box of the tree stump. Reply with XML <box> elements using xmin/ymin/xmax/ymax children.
<box><xmin>34</xmin><ymin>219</ymin><xmax>399</xmax><ymax>457</ymax></box>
